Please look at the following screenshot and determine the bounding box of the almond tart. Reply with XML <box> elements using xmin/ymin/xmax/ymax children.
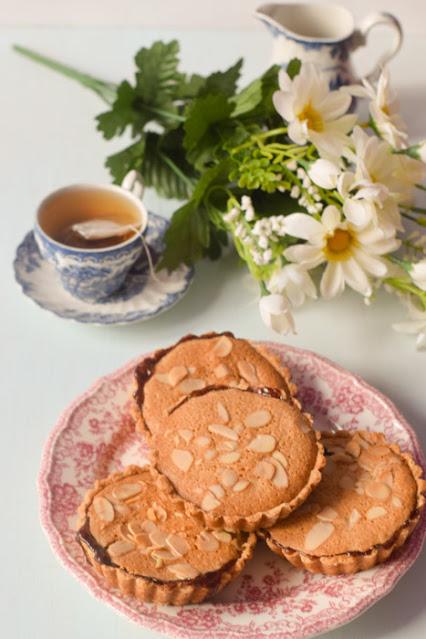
<box><xmin>133</xmin><ymin>331</ymin><xmax>295</xmax><ymax>436</ymax></box>
<box><xmin>146</xmin><ymin>385</ymin><xmax>324</xmax><ymax>532</ymax></box>
<box><xmin>77</xmin><ymin>465</ymin><xmax>256</xmax><ymax>605</ymax></box>
<box><xmin>263</xmin><ymin>430</ymin><xmax>426</xmax><ymax>575</ymax></box>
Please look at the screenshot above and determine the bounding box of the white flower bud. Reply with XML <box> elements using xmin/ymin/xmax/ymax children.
<box><xmin>290</xmin><ymin>186</ymin><xmax>300</xmax><ymax>199</ymax></box>
<box><xmin>287</xmin><ymin>160</ymin><xmax>297</xmax><ymax>171</ymax></box>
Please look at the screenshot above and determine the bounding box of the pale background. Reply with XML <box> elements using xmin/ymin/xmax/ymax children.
<box><xmin>1</xmin><ymin>1</ymin><xmax>426</xmax><ymax>639</ymax></box>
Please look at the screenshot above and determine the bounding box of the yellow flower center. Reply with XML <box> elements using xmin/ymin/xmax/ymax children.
<box><xmin>297</xmin><ymin>102</ymin><xmax>324</xmax><ymax>132</ymax></box>
<box><xmin>381</xmin><ymin>104</ymin><xmax>390</xmax><ymax>116</ymax></box>
<box><xmin>324</xmin><ymin>229</ymin><xmax>356</xmax><ymax>261</ymax></box>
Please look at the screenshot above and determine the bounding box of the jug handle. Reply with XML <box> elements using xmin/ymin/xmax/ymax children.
<box><xmin>351</xmin><ymin>12</ymin><xmax>403</xmax><ymax>83</ymax></box>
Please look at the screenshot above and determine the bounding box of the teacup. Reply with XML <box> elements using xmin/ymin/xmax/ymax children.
<box><xmin>34</xmin><ymin>171</ymin><xmax>148</xmax><ymax>302</ymax></box>
<box><xmin>255</xmin><ymin>3</ymin><xmax>403</xmax><ymax>87</ymax></box>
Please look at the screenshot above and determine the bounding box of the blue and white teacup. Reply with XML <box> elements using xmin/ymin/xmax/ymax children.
<box><xmin>34</xmin><ymin>171</ymin><xmax>148</xmax><ymax>302</ymax></box>
<box><xmin>255</xmin><ymin>3</ymin><xmax>403</xmax><ymax>87</ymax></box>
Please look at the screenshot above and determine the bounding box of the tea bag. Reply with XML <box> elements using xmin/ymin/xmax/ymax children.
<box><xmin>71</xmin><ymin>220</ymin><xmax>137</xmax><ymax>240</ymax></box>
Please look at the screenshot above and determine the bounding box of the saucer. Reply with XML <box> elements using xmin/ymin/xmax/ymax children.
<box><xmin>13</xmin><ymin>213</ymin><xmax>194</xmax><ymax>325</ymax></box>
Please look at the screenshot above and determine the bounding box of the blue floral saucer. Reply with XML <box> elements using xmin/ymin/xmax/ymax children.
<box><xmin>13</xmin><ymin>213</ymin><xmax>194</xmax><ymax>325</ymax></box>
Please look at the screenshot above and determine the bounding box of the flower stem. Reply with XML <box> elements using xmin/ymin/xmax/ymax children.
<box><xmin>13</xmin><ymin>44</ymin><xmax>117</xmax><ymax>105</ymax></box>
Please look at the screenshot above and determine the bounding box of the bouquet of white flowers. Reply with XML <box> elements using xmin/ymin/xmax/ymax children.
<box><xmin>222</xmin><ymin>62</ymin><xmax>426</xmax><ymax>349</ymax></box>
<box><xmin>15</xmin><ymin>44</ymin><xmax>426</xmax><ymax>349</ymax></box>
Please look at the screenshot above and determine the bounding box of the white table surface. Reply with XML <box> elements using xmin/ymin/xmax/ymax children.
<box><xmin>1</xmin><ymin>24</ymin><xmax>426</xmax><ymax>639</ymax></box>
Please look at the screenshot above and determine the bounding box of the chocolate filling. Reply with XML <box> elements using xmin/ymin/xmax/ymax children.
<box><xmin>133</xmin><ymin>331</ymin><xmax>234</xmax><ymax>408</ymax></box>
<box><xmin>264</xmin><ymin>506</ymin><xmax>420</xmax><ymax>559</ymax></box>
<box><xmin>77</xmin><ymin>518</ymin><xmax>241</xmax><ymax>588</ymax></box>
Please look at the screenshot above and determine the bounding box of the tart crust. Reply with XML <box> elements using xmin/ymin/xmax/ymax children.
<box><xmin>263</xmin><ymin>431</ymin><xmax>426</xmax><ymax>575</ymax></box>
<box><xmin>146</xmin><ymin>386</ymin><xmax>325</xmax><ymax>532</ymax></box>
<box><xmin>131</xmin><ymin>331</ymin><xmax>296</xmax><ymax>436</ymax></box>
<box><xmin>77</xmin><ymin>465</ymin><xmax>257</xmax><ymax>605</ymax></box>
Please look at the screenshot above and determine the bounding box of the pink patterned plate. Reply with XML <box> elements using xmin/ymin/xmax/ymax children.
<box><xmin>39</xmin><ymin>342</ymin><xmax>426</xmax><ymax>639</ymax></box>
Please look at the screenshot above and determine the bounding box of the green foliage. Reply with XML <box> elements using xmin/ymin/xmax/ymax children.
<box><xmin>286</xmin><ymin>58</ymin><xmax>301</xmax><ymax>80</ymax></box>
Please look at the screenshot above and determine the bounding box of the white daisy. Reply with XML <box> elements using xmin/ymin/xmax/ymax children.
<box><xmin>283</xmin><ymin>206</ymin><xmax>400</xmax><ymax>299</ymax></box>
<box><xmin>259</xmin><ymin>294</ymin><xmax>296</xmax><ymax>335</ymax></box>
<box><xmin>393</xmin><ymin>300</ymin><xmax>426</xmax><ymax>350</ymax></box>
<box><xmin>273</xmin><ymin>63</ymin><xmax>357</xmax><ymax>160</ymax></box>
<box><xmin>267</xmin><ymin>264</ymin><xmax>317</xmax><ymax>307</ymax></box>
<box><xmin>410</xmin><ymin>259</ymin><xmax>426</xmax><ymax>291</ymax></box>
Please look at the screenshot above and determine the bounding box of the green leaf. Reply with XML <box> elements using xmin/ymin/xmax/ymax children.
<box><xmin>157</xmin><ymin>200</ymin><xmax>210</xmax><ymax>270</ymax></box>
<box><xmin>105</xmin><ymin>139</ymin><xmax>145</xmax><ymax>184</ymax></box>
<box><xmin>231</xmin><ymin>78</ymin><xmax>263</xmax><ymax>117</ymax></box>
<box><xmin>183</xmin><ymin>94</ymin><xmax>233</xmax><ymax>169</ymax></box>
<box><xmin>142</xmin><ymin>131</ymin><xmax>195</xmax><ymax>200</ymax></box>
<box><xmin>176</xmin><ymin>73</ymin><xmax>206</xmax><ymax>99</ymax></box>
<box><xmin>200</xmin><ymin>59</ymin><xmax>243</xmax><ymax>96</ymax></box>
<box><xmin>133</xmin><ymin>40</ymin><xmax>185</xmax><ymax>128</ymax></box>
<box><xmin>286</xmin><ymin>58</ymin><xmax>301</xmax><ymax>80</ymax></box>
<box><xmin>96</xmin><ymin>81</ymin><xmax>138</xmax><ymax>139</ymax></box>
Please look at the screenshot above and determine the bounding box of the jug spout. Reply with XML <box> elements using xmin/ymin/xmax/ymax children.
<box><xmin>255</xmin><ymin>3</ymin><xmax>287</xmax><ymax>36</ymax></box>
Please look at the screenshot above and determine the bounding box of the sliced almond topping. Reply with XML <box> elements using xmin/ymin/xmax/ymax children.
<box><xmin>149</xmin><ymin>529</ymin><xmax>168</xmax><ymax>547</ymax></box>
<box><xmin>171</xmin><ymin>449</ymin><xmax>193</xmax><ymax>472</ymax></box>
<box><xmin>134</xmin><ymin>532</ymin><xmax>150</xmax><ymax>547</ymax></box>
<box><xmin>142</xmin><ymin>520</ymin><xmax>158</xmax><ymax>533</ymax></box>
<box><xmin>152</xmin><ymin>503</ymin><xmax>168</xmax><ymax>522</ymax></box>
<box><xmin>188</xmin><ymin>366</ymin><xmax>196</xmax><ymax>374</ymax></box>
<box><xmin>213</xmin><ymin>530</ymin><xmax>232</xmax><ymax>543</ymax></box>
<box><xmin>166</xmin><ymin>533</ymin><xmax>190</xmax><ymax>557</ymax></box>
<box><xmin>365</xmin><ymin>480</ymin><xmax>391</xmax><ymax>501</ymax></box>
<box><xmin>244</xmin><ymin>409</ymin><xmax>271</xmax><ymax>428</ymax></box>
<box><xmin>233</xmin><ymin>479</ymin><xmax>250</xmax><ymax>492</ymax></box>
<box><xmin>339</xmin><ymin>475</ymin><xmax>355</xmax><ymax>490</ymax></box>
<box><xmin>217</xmin><ymin>402</ymin><xmax>230</xmax><ymax>423</ymax></box>
<box><xmin>93</xmin><ymin>496</ymin><xmax>115</xmax><ymax>523</ymax></box>
<box><xmin>168</xmin><ymin>366</ymin><xmax>188</xmax><ymax>387</ymax></box>
<box><xmin>345</xmin><ymin>440</ymin><xmax>361</xmax><ymax>458</ymax></box>
<box><xmin>128</xmin><ymin>521</ymin><xmax>144</xmax><ymax>536</ymax></box>
<box><xmin>147</xmin><ymin>507</ymin><xmax>157</xmax><ymax>522</ymax></box>
<box><xmin>237</xmin><ymin>379</ymin><xmax>249</xmax><ymax>390</ymax></box>
<box><xmin>196</xmin><ymin>531</ymin><xmax>219</xmax><ymax>552</ymax></box>
<box><xmin>270</xmin><ymin>459</ymin><xmax>288</xmax><ymax>488</ymax></box>
<box><xmin>178</xmin><ymin>429</ymin><xmax>193</xmax><ymax>444</ymax></box>
<box><xmin>204</xmin><ymin>449</ymin><xmax>217</xmax><ymax>461</ymax></box>
<box><xmin>317</xmin><ymin>507</ymin><xmax>338</xmax><ymax>522</ymax></box>
<box><xmin>348</xmin><ymin>508</ymin><xmax>361</xmax><ymax>528</ymax></box>
<box><xmin>178</xmin><ymin>378</ymin><xmax>206</xmax><ymax>394</ymax></box>
<box><xmin>167</xmin><ymin>562</ymin><xmax>200</xmax><ymax>580</ymax></box>
<box><xmin>379</xmin><ymin>470</ymin><xmax>394</xmax><ymax>487</ymax></box>
<box><xmin>247</xmin><ymin>434</ymin><xmax>276</xmax><ymax>453</ymax></box>
<box><xmin>220</xmin><ymin>469</ymin><xmax>238</xmax><ymax>487</ymax></box>
<box><xmin>155</xmin><ymin>372</ymin><xmax>171</xmax><ymax>385</ymax></box>
<box><xmin>237</xmin><ymin>360</ymin><xmax>258</xmax><ymax>384</ymax></box>
<box><xmin>218</xmin><ymin>440</ymin><xmax>237</xmax><ymax>451</ymax></box>
<box><xmin>209</xmin><ymin>483</ymin><xmax>225</xmax><ymax>499</ymax></box>
<box><xmin>392</xmin><ymin>496</ymin><xmax>402</xmax><ymax>508</ymax></box>
<box><xmin>201</xmin><ymin>492</ymin><xmax>220</xmax><ymax>511</ymax></box>
<box><xmin>255</xmin><ymin>460</ymin><xmax>275</xmax><ymax>480</ymax></box>
<box><xmin>108</xmin><ymin>539</ymin><xmax>135</xmax><ymax>557</ymax></box>
<box><xmin>111</xmin><ymin>483</ymin><xmax>143</xmax><ymax>501</ymax></box>
<box><xmin>213</xmin><ymin>335</ymin><xmax>233</xmax><ymax>357</ymax></box>
<box><xmin>208</xmin><ymin>423</ymin><xmax>238</xmax><ymax>441</ymax></box>
<box><xmin>304</xmin><ymin>522</ymin><xmax>335</xmax><ymax>552</ymax></box>
<box><xmin>355</xmin><ymin>482</ymin><xmax>365</xmax><ymax>495</ymax></box>
<box><xmin>195</xmin><ymin>436</ymin><xmax>211</xmax><ymax>448</ymax></box>
<box><xmin>218</xmin><ymin>452</ymin><xmax>241</xmax><ymax>464</ymax></box>
<box><xmin>113</xmin><ymin>503</ymin><xmax>130</xmax><ymax>516</ymax></box>
<box><xmin>214</xmin><ymin>363</ymin><xmax>230</xmax><ymax>379</ymax></box>
<box><xmin>272</xmin><ymin>450</ymin><xmax>288</xmax><ymax>468</ymax></box>
<box><xmin>151</xmin><ymin>548</ymin><xmax>175</xmax><ymax>562</ymax></box>
<box><xmin>366</xmin><ymin>506</ymin><xmax>387</xmax><ymax>520</ymax></box>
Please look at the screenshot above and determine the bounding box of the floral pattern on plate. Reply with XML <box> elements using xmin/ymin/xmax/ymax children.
<box><xmin>38</xmin><ymin>343</ymin><xmax>426</xmax><ymax>639</ymax></box>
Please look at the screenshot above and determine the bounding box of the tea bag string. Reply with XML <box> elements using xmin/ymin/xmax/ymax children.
<box><xmin>129</xmin><ymin>224</ymin><xmax>162</xmax><ymax>283</ymax></box>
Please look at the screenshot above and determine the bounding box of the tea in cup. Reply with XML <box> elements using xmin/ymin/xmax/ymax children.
<box><xmin>34</xmin><ymin>172</ymin><xmax>148</xmax><ymax>302</ymax></box>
